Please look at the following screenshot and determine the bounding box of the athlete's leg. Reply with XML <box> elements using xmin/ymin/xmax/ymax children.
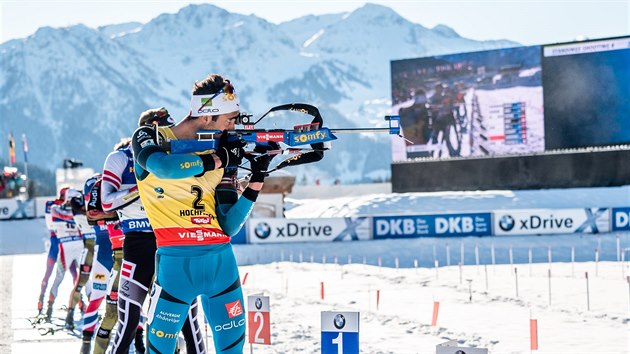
<box><xmin>69</xmin><ymin>258</ymin><xmax>79</xmax><ymax>284</ymax></box>
<box><xmin>110</xmin><ymin>234</ymin><xmax>156</xmax><ymax>354</ymax></box>
<box><xmin>181</xmin><ymin>298</ymin><xmax>206</xmax><ymax>354</ymax></box>
<box><xmin>81</xmin><ymin>239</ymin><xmax>113</xmax><ymax>354</ymax></box>
<box><xmin>64</xmin><ymin>239</ymin><xmax>92</xmax><ymax>329</ymax></box>
<box><xmin>93</xmin><ymin>248</ymin><xmax>122</xmax><ymax>354</ymax></box>
<box><xmin>133</xmin><ymin>312</ymin><xmax>147</xmax><ymax>354</ymax></box>
<box><xmin>201</xmin><ymin>245</ymin><xmax>245</xmax><ymax>354</ymax></box>
<box><xmin>81</xmin><ymin>233</ymin><xmax>113</xmax><ymax>354</ymax></box>
<box><xmin>69</xmin><ymin>238</ymin><xmax>95</xmax><ymax>311</ymax></box>
<box><xmin>146</xmin><ymin>251</ymin><xmax>200</xmax><ymax>354</ymax></box>
<box><xmin>45</xmin><ymin>242</ymin><xmax>69</xmax><ymax>320</ymax></box>
<box><xmin>38</xmin><ymin>235</ymin><xmax>59</xmax><ymax>314</ymax></box>
<box><xmin>82</xmin><ymin>257</ymin><xmax>110</xmax><ymax>331</ymax></box>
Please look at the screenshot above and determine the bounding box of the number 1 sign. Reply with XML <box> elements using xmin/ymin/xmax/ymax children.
<box><xmin>247</xmin><ymin>295</ymin><xmax>270</xmax><ymax>345</ymax></box>
<box><xmin>321</xmin><ymin>311</ymin><xmax>359</xmax><ymax>354</ymax></box>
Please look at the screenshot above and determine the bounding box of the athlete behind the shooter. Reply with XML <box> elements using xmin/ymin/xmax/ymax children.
<box><xmin>80</xmin><ymin>174</ymin><xmax>117</xmax><ymax>354</ymax></box>
<box><xmin>132</xmin><ymin>74</ymin><xmax>275</xmax><ymax>353</ymax></box>
<box><xmin>45</xmin><ymin>189</ymin><xmax>84</xmax><ymax>322</ymax></box>
<box><xmin>64</xmin><ymin>188</ymin><xmax>94</xmax><ymax>329</ymax></box>
<box><xmin>90</xmin><ymin>140</ymin><xmax>129</xmax><ymax>354</ymax></box>
<box><xmin>36</xmin><ymin>187</ymin><xmax>75</xmax><ymax>315</ymax></box>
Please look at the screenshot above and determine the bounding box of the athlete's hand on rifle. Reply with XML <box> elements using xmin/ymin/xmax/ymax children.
<box><xmin>215</xmin><ymin>130</ymin><xmax>246</xmax><ymax>168</ymax></box>
<box><xmin>246</xmin><ymin>142</ymin><xmax>280</xmax><ymax>182</ymax></box>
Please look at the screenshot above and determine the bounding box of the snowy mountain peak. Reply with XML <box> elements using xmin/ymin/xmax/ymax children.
<box><xmin>98</xmin><ymin>22</ymin><xmax>143</xmax><ymax>38</ymax></box>
<box><xmin>176</xmin><ymin>3</ymin><xmax>231</xmax><ymax>21</ymax></box>
<box><xmin>432</xmin><ymin>24</ymin><xmax>460</xmax><ymax>38</ymax></box>
<box><xmin>339</xmin><ymin>3</ymin><xmax>410</xmax><ymax>28</ymax></box>
<box><xmin>1</xmin><ymin>4</ymin><xmax>518</xmax><ymax>183</ymax></box>
<box><xmin>350</xmin><ymin>3</ymin><xmax>405</xmax><ymax>21</ymax></box>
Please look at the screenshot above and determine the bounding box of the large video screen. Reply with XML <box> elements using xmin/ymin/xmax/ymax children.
<box><xmin>543</xmin><ymin>36</ymin><xmax>630</xmax><ymax>149</ymax></box>
<box><xmin>391</xmin><ymin>46</ymin><xmax>544</xmax><ymax>160</ymax></box>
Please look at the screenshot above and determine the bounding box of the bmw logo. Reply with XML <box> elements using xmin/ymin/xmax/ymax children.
<box><xmin>499</xmin><ymin>215</ymin><xmax>515</xmax><ymax>231</ymax></box>
<box><xmin>255</xmin><ymin>222</ymin><xmax>271</xmax><ymax>239</ymax></box>
<box><xmin>333</xmin><ymin>314</ymin><xmax>346</xmax><ymax>329</ymax></box>
<box><xmin>154</xmin><ymin>187</ymin><xmax>164</xmax><ymax>194</ymax></box>
<box><xmin>255</xmin><ymin>298</ymin><xmax>262</xmax><ymax>310</ymax></box>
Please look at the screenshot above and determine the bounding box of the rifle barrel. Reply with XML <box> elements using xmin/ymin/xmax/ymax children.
<box><xmin>329</xmin><ymin>128</ymin><xmax>391</xmax><ymax>133</ymax></box>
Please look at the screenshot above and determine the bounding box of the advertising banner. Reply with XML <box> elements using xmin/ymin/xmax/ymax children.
<box><xmin>0</xmin><ymin>198</ymin><xmax>35</xmax><ymax>220</ymax></box>
<box><xmin>612</xmin><ymin>207</ymin><xmax>630</xmax><ymax>231</ymax></box>
<box><xmin>493</xmin><ymin>208</ymin><xmax>610</xmax><ymax>235</ymax></box>
<box><xmin>372</xmin><ymin>213</ymin><xmax>492</xmax><ymax>239</ymax></box>
<box><xmin>247</xmin><ymin>217</ymin><xmax>369</xmax><ymax>244</ymax></box>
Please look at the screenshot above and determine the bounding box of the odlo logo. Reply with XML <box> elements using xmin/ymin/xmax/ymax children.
<box><xmin>225</xmin><ymin>300</ymin><xmax>243</xmax><ymax>318</ymax></box>
<box><xmin>214</xmin><ymin>318</ymin><xmax>245</xmax><ymax>332</ymax></box>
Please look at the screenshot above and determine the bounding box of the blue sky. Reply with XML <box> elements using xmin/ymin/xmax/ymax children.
<box><xmin>1</xmin><ymin>0</ymin><xmax>628</xmax><ymax>45</ymax></box>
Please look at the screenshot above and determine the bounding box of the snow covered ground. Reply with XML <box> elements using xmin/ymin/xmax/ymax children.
<box><xmin>3</xmin><ymin>253</ymin><xmax>629</xmax><ymax>354</ymax></box>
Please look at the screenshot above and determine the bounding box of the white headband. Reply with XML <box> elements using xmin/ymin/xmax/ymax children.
<box><xmin>190</xmin><ymin>92</ymin><xmax>240</xmax><ymax>117</ymax></box>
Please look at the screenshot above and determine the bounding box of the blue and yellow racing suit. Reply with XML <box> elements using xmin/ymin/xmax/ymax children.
<box><xmin>132</xmin><ymin>125</ymin><xmax>257</xmax><ymax>354</ymax></box>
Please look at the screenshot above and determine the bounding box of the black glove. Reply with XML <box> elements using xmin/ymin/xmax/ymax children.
<box><xmin>246</xmin><ymin>142</ymin><xmax>279</xmax><ymax>182</ymax></box>
<box><xmin>215</xmin><ymin>131</ymin><xmax>246</xmax><ymax>168</ymax></box>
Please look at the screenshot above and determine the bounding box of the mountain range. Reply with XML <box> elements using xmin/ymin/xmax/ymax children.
<box><xmin>0</xmin><ymin>3</ymin><xmax>518</xmax><ymax>184</ymax></box>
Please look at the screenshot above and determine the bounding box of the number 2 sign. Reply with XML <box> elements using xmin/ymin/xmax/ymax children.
<box><xmin>321</xmin><ymin>311</ymin><xmax>359</xmax><ymax>354</ymax></box>
<box><xmin>247</xmin><ymin>295</ymin><xmax>270</xmax><ymax>345</ymax></box>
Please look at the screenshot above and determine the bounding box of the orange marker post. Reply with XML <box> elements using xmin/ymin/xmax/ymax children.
<box><xmin>431</xmin><ymin>301</ymin><xmax>440</xmax><ymax>326</ymax></box>
<box><xmin>242</xmin><ymin>272</ymin><xmax>249</xmax><ymax>286</ymax></box>
<box><xmin>530</xmin><ymin>319</ymin><xmax>538</xmax><ymax>351</ymax></box>
<box><xmin>320</xmin><ymin>281</ymin><xmax>325</xmax><ymax>301</ymax></box>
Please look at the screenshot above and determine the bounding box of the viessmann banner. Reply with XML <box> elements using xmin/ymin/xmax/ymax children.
<box><xmin>493</xmin><ymin>208</ymin><xmax>610</xmax><ymax>235</ymax></box>
<box><xmin>247</xmin><ymin>217</ymin><xmax>370</xmax><ymax>244</ymax></box>
<box><xmin>372</xmin><ymin>213</ymin><xmax>492</xmax><ymax>239</ymax></box>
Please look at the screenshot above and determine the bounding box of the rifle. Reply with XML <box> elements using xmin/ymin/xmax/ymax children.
<box><xmin>165</xmin><ymin>103</ymin><xmax>402</xmax><ymax>172</ymax></box>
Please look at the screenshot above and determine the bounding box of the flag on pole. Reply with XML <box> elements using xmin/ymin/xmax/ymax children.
<box><xmin>22</xmin><ymin>134</ymin><xmax>28</xmax><ymax>163</ymax></box>
<box><xmin>8</xmin><ymin>133</ymin><xmax>16</xmax><ymax>166</ymax></box>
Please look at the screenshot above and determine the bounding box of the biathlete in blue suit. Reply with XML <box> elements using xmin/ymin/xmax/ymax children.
<box><xmin>132</xmin><ymin>74</ymin><xmax>275</xmax><ymax>353</ymax></box>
